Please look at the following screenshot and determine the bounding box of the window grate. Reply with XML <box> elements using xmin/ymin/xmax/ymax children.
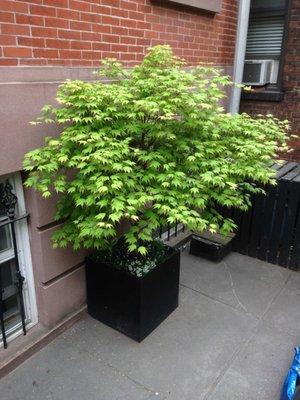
<box><xmin>0</xmin><ymin>180</ymin><xmax>27</xmax><ymax>349</ymax></box>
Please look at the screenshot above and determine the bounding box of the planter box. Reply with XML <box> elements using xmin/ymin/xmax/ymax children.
<box><xmin>85</xmin><ymin>247</ymin><xmax>180</xmax><ymax>342</ymax></box>
<box><xmin>190</xmin><ymin>232</ymin><xmax>233</xmax><ymax>262</ymax></box>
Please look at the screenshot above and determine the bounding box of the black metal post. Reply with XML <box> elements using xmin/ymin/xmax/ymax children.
<box><xmin>10</xmin><ymin>222</ymin><xmax>26</xmax><ymax>336</ymax></box>
<box><xmin>0</xmin><ymin>272</ymin><xmax>7</xmax><ymax>349</ymax></box>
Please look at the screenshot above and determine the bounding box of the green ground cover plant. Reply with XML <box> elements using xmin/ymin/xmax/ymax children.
<box><xmin>91</xmin><ymin>237</ymin><xmax>168</xmax><ymax>277</ymax></box>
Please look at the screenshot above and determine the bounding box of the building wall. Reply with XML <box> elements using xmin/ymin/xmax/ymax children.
<box><xmin>23</xmin><ymin>185</ymin><xmax>88</xmax><ymax>327</ymax></box>
<box><xmin>240</xmin><ymin>0</ymin><xmax>300</xmax><ymax>162</ymax></box>
<box><xmin>0</xmin><ymin>0</ymin><xmax>238</xmax><ymax>329</ymax></box>
<box><xmin>0</xmin><ymin>0</ymin><xmax>237</xmax><ymax>66</ymax></box>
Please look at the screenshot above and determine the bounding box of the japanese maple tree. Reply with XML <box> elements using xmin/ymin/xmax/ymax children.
<box><xmin>24</xmin><ymin>45</ymin><xmax>289</xmax><ymax>254</ymax></box>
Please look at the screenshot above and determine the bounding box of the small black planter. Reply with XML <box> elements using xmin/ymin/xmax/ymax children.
<box><xmin>85</xmin><ymin>247</ymin><xmax>180</xmax><ymax>342</ymax></box>
<box><xmin>190</xmin><ymin>234</ymin><xmax>232</xmax><ymax>262</ymax></box>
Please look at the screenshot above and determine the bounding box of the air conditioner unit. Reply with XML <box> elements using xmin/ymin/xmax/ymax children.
<box><xmin>242</xmin><ymin>60</ymin><xmax>273</xmax><ymax>86</ymax></box>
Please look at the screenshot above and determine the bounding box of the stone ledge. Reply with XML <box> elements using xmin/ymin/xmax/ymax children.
<box><xmin>159</xmin><ymin>0</ymin><xmax>222</xmax><ymax>13</ymax></box>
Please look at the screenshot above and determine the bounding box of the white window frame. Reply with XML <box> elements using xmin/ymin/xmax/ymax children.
<box><xmin>0</xmin><ymin>173</ymin><xmax>38</xmax><ymax>347</ymax></box>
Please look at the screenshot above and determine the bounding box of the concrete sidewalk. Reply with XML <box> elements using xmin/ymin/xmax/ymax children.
<box><xmin>1</xmin><ymin>251</ymin><xmax>299</xmax><ymax>400</ymax></box>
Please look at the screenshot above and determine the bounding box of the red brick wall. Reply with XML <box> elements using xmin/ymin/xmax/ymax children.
<box><xmin>240</xmin><ymin>0</ymin><xmax>300</xmax><ymax>162</ymax></box>
<box><xmin>0</xmin><ymin>0</ymin><xmax>237</xmax><ymax>67</ymax></box>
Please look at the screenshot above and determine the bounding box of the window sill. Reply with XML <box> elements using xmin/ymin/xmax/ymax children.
<box><xmin>159</xmin><ymin>0</ymin><xmax>222</xmax><ymax>13</ymax></box>
<box><xmin>241</xmin><ymin>90</ymin><xmax>284</xmax><ymax>102</ymax></box>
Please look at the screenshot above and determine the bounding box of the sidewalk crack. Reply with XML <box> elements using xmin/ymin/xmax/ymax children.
<box><xmin>223</xmin><ymin>261</ymin><xmax>248</xmax><ymax>313</ymax></box>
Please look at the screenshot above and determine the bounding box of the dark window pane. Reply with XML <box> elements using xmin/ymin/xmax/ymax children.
<box><xmin>0</xmin><ymin>260</ymin><xmax>18</xmax><ymax>322</ymax></box>
<box><xmin>1</xmin><ymin>260</ymin><xmax>13</xmax><ymax>288</ymax></box>
<box><xmin>0</xmin><ymin>225</ymin><xmax>11</xmax><ymax>253</ymax></box>
<box><xmin>246</xmin><ymin>15</ymin><xmax>285</xmax><ymax>56</ymax></box>
<box><xmin>251</xmin><ymin>0</ymin><xmax>286</xmax><ymax>10</ymax></box>
<box><xmin>3</xmin><ymin>294</ymin><xmax>19</xmax><ymax>320</ymax></box>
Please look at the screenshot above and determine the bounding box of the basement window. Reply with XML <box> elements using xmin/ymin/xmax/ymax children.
<box><xmin>242</xmin><ymin>0</ymin><xmax>289</xmax><ymax>102</ymax></box>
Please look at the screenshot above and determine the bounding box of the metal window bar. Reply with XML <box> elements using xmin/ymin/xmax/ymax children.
<box><xmin>0</xmin><ymin>180</ymin><xmax>27</xmax><ymax>349</ymax></box>
<box><xmin>159</xmin><ymin>221</ymin><xmax>184</xmax><ymax>241</ymax></box>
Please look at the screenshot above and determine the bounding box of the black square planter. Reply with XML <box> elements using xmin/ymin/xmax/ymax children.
<box><xmin>85</xmin><ymin>247</ymin><xmax>180</xmax><ymax>342</ymax></box>
<box><xmin>189</xmin><ymin>235</ymin><xmax>232</xmax><ymax>262</ymax></box>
